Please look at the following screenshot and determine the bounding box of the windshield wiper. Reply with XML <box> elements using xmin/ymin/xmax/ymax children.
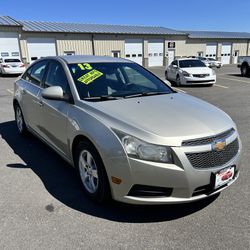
<box><xmin>123</xmin><ymin>91</ymin><xmax>171</xmax><ymax>99</ymax></box>
<box><xmin>83</xmin><ymin>95</ymin><xmax>122</xmax><ymax>101</ymax></box>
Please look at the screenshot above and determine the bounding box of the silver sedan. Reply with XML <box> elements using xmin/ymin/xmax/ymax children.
<box><xmin>13</xmin><ymin>55</ymin><xmax>241</xmax><ymax>204</ymax></box>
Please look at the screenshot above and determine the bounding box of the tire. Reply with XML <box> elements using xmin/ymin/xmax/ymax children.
<box><xmin>207</xmin><ymin>84</ymin><xmax>213</xmax><ymax>87</ymax></box>
<box><xmin>241</xmin><ymin>65</ymin><xmax>249</xmax><ymax>77</ymax></box>
<box><xmin>165</xmin><ymin>71</ymin><xmax>168</xmax><ymax>80</ymax></box>
<box><xmin>14</xmin><ymin>104</ymin><xmax>28</xmax><ymax>136</ymax></box>
<box><xmin>176</xmin><ymin>75</ymin><xmax>181</xmax><ymax>87</ymax></box>
<box><xmin>75</xmin><ymin>140</ymin><xmax>110</xmax><ymax>203</ymax></box>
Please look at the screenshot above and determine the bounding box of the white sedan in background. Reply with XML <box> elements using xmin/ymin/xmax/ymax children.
<box><xmin>165</xmin><ymin>58</ymin><xmax>216</xmax><ymax>86</ymax></box>
<box><xmin>207</xmin><ymin>58</ymin><xmax>223</xmax><ymax>68</ymax></box>
<box><xmin>0</xmin><ymin>58</ymin><xmax>26</xmax><ymax>75</ymax></box>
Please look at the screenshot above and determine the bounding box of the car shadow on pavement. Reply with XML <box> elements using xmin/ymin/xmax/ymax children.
<box><xmin>0</xmin><ymin>120</ymin><xmax>219</xmax><ymax>223</ymax></box>
<box><xmin>227</xmin><ymin>74</ymin><xmax>249</xmax><ymax>78</ymax></box>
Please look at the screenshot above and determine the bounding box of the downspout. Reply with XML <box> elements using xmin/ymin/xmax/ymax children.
<box><xmin>91</xmin><ymin>34</ymin><xmax>95</xmax><ymax>55</ymax></box>
<box><xmin>247</xmin><ymin>39</ymin><xmax>250</xmax><ymax>56</ymax></box>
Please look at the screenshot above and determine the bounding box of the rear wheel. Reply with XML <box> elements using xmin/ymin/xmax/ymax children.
<box><xmin>14</xmin><ymin>104</ymin><xmax>28</xmax><ymax>135</ymax></box>
<box><xmin>75</xmin><ymin>140</ymin><xmax>110</xmax><ymax>203</ymax></box>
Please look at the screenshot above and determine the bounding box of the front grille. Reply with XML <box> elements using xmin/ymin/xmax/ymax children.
<box><xmin>186</xmin><ymin>138</ymin><xmax>239</xmax><ymax>169</ymax></box>
<box><xmin>182</xmin><ymin>128</ymin><xmax>235</xmax><ymax>146</ymax></box>
<box><xmin>193</xmin><ymin>74</ymin><xmax>210</xmax><ymax>78</ymax></box>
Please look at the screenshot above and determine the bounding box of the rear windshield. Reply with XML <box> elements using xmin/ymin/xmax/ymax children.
<box><xmin>68</xmin><ymin>62</ymin><xmax>173</xmax><ymax>100</ymax></box>
<box><xmin>179</xmin><ymin>60</ymin><xmax>206</xmax><ymax>68</ymax></box>
<box><xmin>4</xmin><ymin>59</ymin><xmax>21</xmax><ymax>63</ymax></box>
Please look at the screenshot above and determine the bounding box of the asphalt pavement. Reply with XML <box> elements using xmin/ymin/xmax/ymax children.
<box><xmin>0</xmin><ymin>65</ymin><xmax>249</xmax><ymax>250</ymax></box>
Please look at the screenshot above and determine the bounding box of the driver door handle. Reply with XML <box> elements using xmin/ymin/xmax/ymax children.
<box><xmin>33</xmin><ymin>100</ymin><xmax>44</xmax><ymax>107</ymax></box>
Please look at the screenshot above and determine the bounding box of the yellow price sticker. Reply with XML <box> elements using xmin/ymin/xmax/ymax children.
<box><xmin>78</xmin><ymin>63</ymin><xmax>93</xmax><ymax>71</ymax></box>
<box><xmin>77</xmin><ymin>69</ymin><xmax>103</xmax><ymax>85</ymax></box>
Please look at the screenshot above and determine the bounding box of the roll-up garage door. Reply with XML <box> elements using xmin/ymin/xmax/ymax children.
<box><xmin>125</xmin><ymin>39</ymin><xmax>143</xmax><ymax>65</ymax></box>
<box><xmin>221</xmin><ymin>43</ymin><xmax>232</xmax><ymax>64</ymax></box>
<box><xmin>206</xmin><ymin>43</ymin><xmax>217</xmax><ymax>59</ymax></box>
<box><xmin>148</xmin><ymin>39</ymin><xmax>164</xmax><ymax>67</ymax></box>
<box><xmin>0</xmin><ymin>32</ymin><xmax>20</xmax><ymax>58</ymax></box>
<box><xmin>27</xmin><ymin>38</ymin><xmax>56</xmax><ymax>63</ymax></box>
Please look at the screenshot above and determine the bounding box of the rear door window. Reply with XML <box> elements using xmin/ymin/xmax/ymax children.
<box><xmin>23</xmin><ymin>60</ymin><xmax>48</xmax><ymax>86</ymax></box>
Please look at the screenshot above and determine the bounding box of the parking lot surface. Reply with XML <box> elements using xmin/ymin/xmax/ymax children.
<box><xmin>0</xmin><ymin>65</ymin><xmax>249</xmax><ymax>250</ymax></box>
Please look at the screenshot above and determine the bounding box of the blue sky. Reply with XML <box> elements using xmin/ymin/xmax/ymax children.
<box><xmin>2</xmin><ymin>0</ymin><xmax>250</xmax><ymax>32</ymax></box>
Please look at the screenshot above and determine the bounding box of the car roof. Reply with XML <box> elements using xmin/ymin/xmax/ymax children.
<box><xmin>52</xmin><ymin>55</ymin><xmax>133</xmax><ymax>64</ymax></box>
<box><xmin>177</xmin><ymin>58</ymin><xmax>200</xmax><ymax>61</ymax></box>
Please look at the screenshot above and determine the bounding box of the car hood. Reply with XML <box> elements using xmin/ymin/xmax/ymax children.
<box><xmin>181</xmin><ymin>67</ymin><xmax>212</xmax><ymax>74</ymax></box>
<box><xmin>81</xmin><ymin>93</ymin><xmax>234</xmax><ymax>146</ymax></box>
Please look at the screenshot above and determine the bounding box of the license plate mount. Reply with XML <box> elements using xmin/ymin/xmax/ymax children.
<box><xmin>214</xmin><ymin>166</ymin><xmax>235</xmax><ymax>189</ymax></box>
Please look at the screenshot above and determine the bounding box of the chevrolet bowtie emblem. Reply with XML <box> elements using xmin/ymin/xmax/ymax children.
<box><xmin>212</xmin><ymin>139</ymin><xmax>226</xmax><ymax>151</ymax></box>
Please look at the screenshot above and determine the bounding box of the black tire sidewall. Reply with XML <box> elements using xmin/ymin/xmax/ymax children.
<box><xmin>75</xmin><ymin>141</ymin><xmax>110</xmax><ymax>203</ymax></box>
<box><xmin>14</xmin><ymin>104</ymin><xmax>27</xmax><ymax>135</ymax></box>
<box><xmin>241</xmin><ymin>66</ymin><xmax>248</xmax><ymax>77</ymax></box>
<box><xmin>176</xmin><ymin>75</ymin><xmax>181</xmax><ymax>86</ymax></box>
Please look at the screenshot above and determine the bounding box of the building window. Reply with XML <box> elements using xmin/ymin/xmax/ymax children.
<box><xmin>112</xmin><ymin>51</ymin><xmax>120</xmax><ymax>58</ymax></box>
<box><xmin>11</xmin><ymin>52</ymin><xmax>19</xmax><ymax>57</ymax></box>
<box><xmin>125</xmin><ymin>54</ymin><xmax>130</xmax><ymax>58</ymax></box>
<box><xmin>197</xmin><ymin>51</ymin><xmax>203</xmax><ymax>57</ymax></box>
<box><xmin>168</xmin><ymin>42</ymin><xmax>175</xmax><ymax>49</ymax></box>
<box><xmin>64</xmin><ymin>51</ymin><xmax>75</xmax><ymax>56</ymax></box>
<box><xmin>1</xmin><ymin>52</ymin><xmax>9</xmax><ymax>57</ymax></box>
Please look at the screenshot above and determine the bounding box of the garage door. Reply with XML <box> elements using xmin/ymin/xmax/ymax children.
<box><xmin>27</xmin><ymin>38</ymin><xmax>56</xmax><ymax>63</ymax></box>
<box><xmin>148</xmin><ymin>39</ymin><xmax>164</xmax><ymax>67</ymax></box>
<box><xmin>206</xmin><ymin>43</ymin><xmax>217</xmax><ymax>59</ymax></box>
<box><xmin>0</xmin><ymin>32</ymin><xmax>20</xmax><ymax>58</ymax></box>
<box><xmin>221</xmin><ymin>43</ymin><xmax>232</xmax><ymax>64</ymax></box>
<box><xmin>125</xmin><ymin>39</ymin><xmax>143</xmax><ymax>65</ymax></box>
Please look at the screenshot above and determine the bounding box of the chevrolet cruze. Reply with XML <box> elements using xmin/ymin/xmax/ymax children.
<box><xmin>13</xmin><ymin>55</ymin><xmax>241</xmax><ymax>204</ymax></box>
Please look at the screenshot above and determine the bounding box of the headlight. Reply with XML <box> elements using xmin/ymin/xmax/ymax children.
<box><xmin>114</xmin><ymin>131</ymin><xmax>173</xmax><ymax>163</ymax></box>
<box><xmin>182</xmin><ymin>71</ymin><xmax>191</xmax><ymax>77</ymax></box>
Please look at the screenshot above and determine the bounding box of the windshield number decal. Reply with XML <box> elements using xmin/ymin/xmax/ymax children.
<box><xmin>78</xmin><ymin>63</ymin><xmax>93</xmax><ymax>71</ymax></box>
<box><xmin>77</xmin><ymin>69</ymin><xmax>103</xmax><ymax>85</ymax></box>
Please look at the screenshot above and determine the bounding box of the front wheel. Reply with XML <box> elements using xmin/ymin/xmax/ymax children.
<box><xmin>176</xmin><ymin>75</ymin><xmax>181</xmax><ymax>87</ymax></box>
<box><xmin>14</xmin><ymin>104</ymin><xmax>28</xmax><ymax>135</ymax></box>
<box><xmin>241</xmin><ymin>65</ymin><xmax>249</xmax><ymax>77</ymax></box>
<box><xmin>165</xmin><ymin>71</ymin><xmax>168</xmax><ymax>80</ymax></box>
<box><xmin>75</xmin><ymin>141</ymin><xmax>110</xmax><ymax>203</ymax></box>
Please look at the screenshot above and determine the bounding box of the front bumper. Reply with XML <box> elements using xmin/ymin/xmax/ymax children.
<box><xmin>106</xmin><ymin>133</ymin><xmax>241</xmax><ymax>205</ymax></box>
<box><xmin>181</xmin><ymin>75</ymin><xmax>216</xmax><ymax>85</ymax></box>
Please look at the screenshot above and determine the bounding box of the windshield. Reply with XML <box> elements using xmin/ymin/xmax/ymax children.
<box><xmin>4</xmin><ymin>59</ymin><xmax>21</xmax><ymax>63</ymax></box>
<box><xmin>68</xmin><ymin>62</ymin><xmax>174</xmax><ymax>101</ymax></box>
<box><xmin>208</xmin><ymin>58</ymin><xmax>216</xmax><ymax>61</ymax></box>
<box><xmin>179</xmin><ymin>60</ymin><xmax>206</xmax><ymax>68</ymax></box>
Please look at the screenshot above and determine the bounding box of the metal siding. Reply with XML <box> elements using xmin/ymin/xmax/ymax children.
<box><xmin>94</xmin><ymin>35</ymin><xmax>125</xmax><ymax>57</ymax></box>
<box><xmin>57</xmin><ymin>35</ymin><xmax>93</xmax><ymax>55</ymax></box>
<box><xmin>20</xmin><ymin>39</ymin><xmax>28</xmax><ymax>62</ymax></box>
<box><xmin>232</xmin><ymin>41</ymin><xmax>248</xmax><ymax>56</ymax></box>
<box><xmin>183</xmin><ymin>41</ymin><xmax>206</xmax><ymax>57</ymax></box>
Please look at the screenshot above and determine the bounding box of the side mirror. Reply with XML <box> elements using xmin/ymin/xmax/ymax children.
<box><xmin>173</xmin><ymin>65</ymin><xmax>177</xmax><ymax>68</ymax></box>
<box><xmin>42</xmin><ymin>86</ymin><xmax>68</xmax><ymax>101</ymax></box>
